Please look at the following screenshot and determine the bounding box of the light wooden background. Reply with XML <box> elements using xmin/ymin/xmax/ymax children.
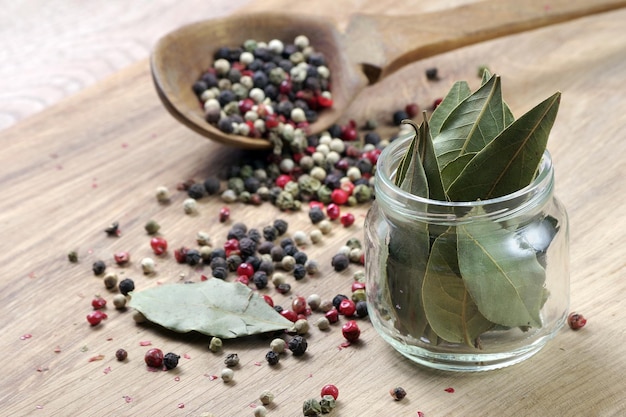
<box><xmin>0</xmin><ymin>0</ymin><xmax>253</xmax><ymax>131</ymax></box>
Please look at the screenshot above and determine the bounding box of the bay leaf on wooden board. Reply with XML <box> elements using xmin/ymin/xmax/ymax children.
<box><xmin>457</xmin><ymin>211</ymin><xmax>546</xmax><ymax>328</ymax></box>
<box><xmin>446</xmin><ymin>91</ymin><xmax>560</xmax><ymax>201</ymax></box>
<box><xmin>422</xmin><ymin>228</ymin><xmax>493</xmax><ymax>346</ymax></box>
<box><xmin>429</xmin><ymin>81</ymin><xmax>471</xmax><ymax>138</ymax></box>
<box><xmin>129</xmin><ymin>279</ymin><xmax>293</xmax><ymax>338</ymax></box>
<box><xmin>434</xmin><ymin>75</ymin><xmax>506</xmax><ymax>172</ymax></box>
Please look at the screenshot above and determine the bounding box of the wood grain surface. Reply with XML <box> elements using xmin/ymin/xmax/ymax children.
<box><xmin>1</xmin><ymin>1</ymin><xmax>625</xmax><ymax>416</ymax></box>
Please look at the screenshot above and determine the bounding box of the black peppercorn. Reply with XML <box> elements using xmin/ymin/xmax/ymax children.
<box><xmin>210</xmin><ymin>248</ymin><xmax>226</xmax><ymax>260</ymax></box>
<box><xmin>210</xmin><ymin>256</ymin><xmax>227</xmax><ymax>270</ymax></box>
<box><xmin>252</xmin><ymin>271</ymin><xmax>268</xmax><ymax>289</ymax></box>
<box><xmin>201</xmin><ymin>72</ymin><xmax>218</xmax><ymax>88</ymax></box>
<box><xmin>293</xmin><ymin>264</ymin><xmax>306</xmax><ymax>280</ymax></box>
<box><xmin>279</xmin><ymin>237</ymin><xmax>294</xmax><ymax>248</ymax></box>
<box><xmin>239</xmin><ymin>237</ymin><xmax>257</xmax><ymax>257</ymax></box>
<box><xmin>163</xmin><ymin>352</ymin><xmax>180</xmax><ymax>370</ymax></box>
<box><xmin>274</xmin><ymin>305</ymin><xmax>284</xmax><ymax>313</ymax></box>
<box><xmin>364</xmin><ymin>131</ymin><xmax>381</xmax><ymax>146</ymax></box>
<box><xmin>192</xmin><ymin>80</ymin><xmax>208</xmax><ymax>95</ymax></box>
<box><xmin>217</xmin><ymin>117</ymin><xmax>234</xmax><ymax>134</ymax></box>
<box><xmin>332</xmin><ymin>294</ymin><xmax>349</xmax><ymax>309</ymax></box>
<box><xmin>331</xmin><ymin>254</ymin><xmax>350</xmax><ymax>272</ymax></box>
<box><xmin>115</xmin><ymin>348</ymin><xmax>128</xmax><ymax>361</ymax></box>
<box><xmin>245</xmin><ymin>256</ymin><xmax>261</xmax><ymax>271</ymax></box>
<box><xmin>92</xmin><ymin>260</ymin><xmax>106</xmax><ymax>276</ymax></box>
<box><xmin>247</xmin><ymin>228</ymin><xmax>262</xmax><ymax>243</ymax></box>
<box><xmin>276</xmin><ymin>283</ymin><xmax>291</xmax><ymax>294</ymax></box>
<box><xmin>185</xmin><ymin>249</ymin><xmax>202</xmax><ymax>266</ymax></box>
<box><xmin>212</xmin><ymin>266</ymin><xmax>228</xmax><ymax>279</ymax></box>
<box><xmin>270</xmin><ymin>246</ymin><xmax>284</xmax><ymax>262</ymax></box>
<box><xmin>104</xmin><ymin>221</ymin><xmax>120</xmax><ymax>236</ymax></box>
<box><xmin>265</xmin><ymin>350</ymin><xmax>280</xmax><ymax>366</ymax></box>
<box><xmin>227</xmin><ymin>227</ymin><xmax>247</xmax><ymax>241</ymax></box>
<box><xmin>425</xmin><ymin>67</ymin><xmax>439</xmax><ymax>80</ymax></box>
<box><xmin>187</xmin><ymin>183</ymin><xmax>207</xmax><ymax>199</ymax></box>
<box><xmin>327</xmin><ymin>123</ymin><xmax>342</xmax><ymax>138</ymax></box>
<box><xmin>224</xmin><ymin>353</ymin><xmax>240</xmax><ymax>367</ymax></box>
<box><xmin>283</xmin><ymin>244</ymin><xmax>298</xmax><ymax>257</ymax></box>
<box><xmin>273</xmin><ymin>219</ymin><xmax>289</xmax><ymax>236</ymax></box>
<box><xmin>203</xmin><ymin>177</ymin><xmax>221</xmax><ymax>195</ymax></box>
<box><xmin>226</xmin><ymin>254</ymin><xmax>243</xmax><ymax>271</ymax></box>
<box><xmin>308</xmin><ymin>206</ymin><xmax>326</xmax><ymax>224</ymax></box>
<box><xmin>118</xmin><ymin>278</ymin><xmax>135</xmax><ymax>296</ymax></box>
<box><xmin>258</xmin><ymin>260</ymin><xmax>274</xmax><ymax>275</ymax></box>
<box><xmin>355</xmin><ymin>300</ymin><xmax>369</xmax><ymax>318</ymax></box>
<box><xmin>263</xmin><ymin>225</ymin><xmax>278</xmax><ymax>241</ymax></box>
<box><xmin>293</xmin><ymin>251</ymin><xmax>308</xmax><ymax>265</ymax></box>
<box><xmin>288</xmin><ymin>336</ymin><xmax>308</xmax><ymax>356</ymax></box>
<box><xmin>392</xmin><ymin>110</ymin><xmax>409</xmax><ymax>125</ymax></box>
<box><xmin>390</xmin><ymin>387</ymin><xmax>407</xmax><ymax>401</ymax></box>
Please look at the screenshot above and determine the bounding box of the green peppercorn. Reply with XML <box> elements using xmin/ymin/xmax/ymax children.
<box><xmin>209</xmin><ymin>337</ymin><xmax>223</xmax><ymax>353</ymax></box>
<box><xmin>276</xmin><ymin>190</ymin><xmax>296</xmax><ymax>210</ymax></box>
<box><xmin>353</xmin><ymin>270</ymin><xmax>366</xmax><ymax>283</ymax></box>
<box><xmin>346</xmin><ymin>237</ymin><xmax>362</xmax><ymax>250</ymax></box>
<box><xmin>302</xmin><ymin>398</ymin><xmax>322</xmax><ymax>416</ymax></box>
<box><xmin>144</xmin><ymin>219</ymin><xmax>160</xmax><ymax>235</ymax></box>
<box><xmin>320</xmin><ymin>395</ymin><xmax>336</xmax><ymax>413</ymax></box>
<box><xmin>352</xmin><ymin>289</ymin><xmax>367</xmax><ymax>302</ymax></box>
<box><xmin>288</xmin><ymin>336</ymin><xmax>308</xmax><ymax>356</ymax></box>
<box><xmin>68</xmin><ymin>251</ymin><xmax>78</xmax><ymax>263</ymax></box>
<box><xmin>353</xmin><ymin>184</ymin><xmax>373</xmax><ymax>203</ymax></box>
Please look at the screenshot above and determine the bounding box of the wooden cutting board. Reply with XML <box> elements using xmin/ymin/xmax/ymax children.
<box><xmin>1</xmin><ymin>1</ymin><xmax>625</xmax><ymax>415</ymax></box>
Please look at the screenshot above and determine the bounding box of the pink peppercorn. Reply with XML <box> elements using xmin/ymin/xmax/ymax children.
<box><xmin>281</xmin><ymin>309</ymin><xmax>298</xmax><ymax>322</ymax></box>
<box><xmin>114</xmin><ymin>251</ymin><xmax>130</xmax><ymax>265</ymax></box>
<box><xmin>325</xmin><ymin>308</ymin><xmax>339</xmax><ymax>324</ymax></box>
<box><xmin>86</xmin><ymin>310</ymin><xmax>108</xmax><ymax>326</ymax></box>
<box><xmin>91</xmin><ymin>297</ymin><xmax>107</xmax><ymax>310</ymax></box>
<box><xmin>340</xmin><ymin>213</ymin><xmax>355</xmax><ymax>227</ymax></box>
<box><xmin>326</xmin><ymin>203</ymin><xmax>341</xmax><ymax>220</ymax></box>
<box><xmin>342</xmin><ymin>320</ymin><xmax>361</xmax><ymax>342</ymax></box>
<box><xmin>150</xmin><ymin>237</ymin><xmax>168</xmax><ymax>255</ymax></box>
<box><xmin>236</xmin><ymin>262</ymin><xmax>254</xmax><ymax>278</ymax></box>
<box><xmin>338</xmin><ymin>299</ymin><xmax>356</xmax><ymax>317</ymax></box>
<box><xmin>263</xmin><ymin>295</ymin><xmax>274</xmax><ymax>307</ymax></box>
<box><xmin>331</xmin><ymin>189</ymin><xmax>349</xmax><ymax>205</ymax></box>
<box><xmin>321</xmin><ymin>384</ymin><xmax>339</xmax><ymax>400</ymax></box>
<box><xmin>276</xmin><ymin>174</ymin><xmax>292</xmax><ymax>188</ymax></box>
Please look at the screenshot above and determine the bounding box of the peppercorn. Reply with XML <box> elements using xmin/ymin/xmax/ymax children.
<box><xmin>331</xmin><ymin>254</ymin><xmax>350</xmax><ymax>272</ymax></box>
<box><xmin>114</xmin><ymin>251</ymin><xmax>130</xmax><ymax>265</ymax></box>
<box><xmin>252</xmin><ymin>271</ymin><xmax>268</xmax><ymax>289</ymax></box>
<box><xmin>141</xmin><ymin>257</ymin><xmax>156</xmax><ymax>274</ymax></box>
<box><xmin>273</xmin><ymin>218</ymin><xmax>289</xmax><ymax>235</ymax></box>
<box><xmin>144</xmin><ymin>348</ymin><xmax>164</xmax><ymax>368</ymax></box>
<box><xmin>118</xmin><ymin>278</ymin><xmax>135</xmax><ymax>296</ymax></box>
<box><xmin>187</xmin><ymin>183</ymin><xmax>207</xmax><ymax>199</ymax></box>
<box><xmin>258</xmin><ymin>260</ymin><xmax>274</xmax><ymax>275</ymax></box>
<box><xmin>392</xmin><ymin>110</ymin><xmax>409</xmax><ymax>125</ymax></box>
<box><xmin>68</xmin><ymin>251</ymin><xmax>78</xmax><ymax>263</ymax></box>
<box><xmin>144</xmin><ymin>219</ymin><xmax>161</xmax><ymax>235</ymax></box>
<box><xmin>103</xmin><ymin>272</ymin><xmax>118</xmax><ymax>290</ymax></box>
<box><xmin>259</xmin><ymin>390</ymin><xmax>275</xmax><ymax>406</ymax></box>
<box><xmin>263</xmin><ymin>225</ymin><xmax>278</xmax><ymax>241</ymax></box>
<box><xmin>293</xmin><ymin>264</ymin><xmax>307</xmax><ymax>280</ymax></box>
<box><xmin>212</xmin><ymin>266</ymin><xmax>228</xmax><ymax>279</ymax></box>
<box><xmin>293</xmin><ymin>251</ymin><xmax>308</xmax><ymax>265</ymax></box>
<box><xmin>239</xmin><ymin>237</ymin><xmax>257</xmax><ymax>257</ymax></box>
<box><xmin>320</xmin><ymin>395</ymin><xmax>336</xmax><ymax>413</ymax></box>
<box><xmin>104</xmin><ymin>221</ymin><xmax>120</xmax><ymax>237</ymax></box>
<box><xmin>224</xmin><ymin>353</ymin><xmax>240</xmax><ymax>367</ymax></box>
<box><xmin>338</xmin><ymin>299</ymin><xmax>356</xmax><ymax>316</ymax></box>
<box><xmin>203</xmin><ymin>177</ymin><xmax>221</xmax><ymax>195</ymax></box>
<box><xmin>185</xmin><ymin>249</ymin><xmax>202</xmax><ymax>266</ymax></box>
<box><xmin>219</xmin><ymin>206</ymin><xmax>231</xmax><ymax>222</ymax></box>
<box><xmin>112</xmin><ymin>294</ymin><xmax>127</xmax><ymax>309</ymax></box>
<box><xmin>568</xmin><ymin>312</ymin><xmax>587</xmax><ymax>330</ymax></box>
<box><xmin>283</xmin><ymin>244</ymin><xmax>298</xmax><ymax>257</ymax></box>
<box><xmin>308</xmin><ymin>206</ymin><xmax>326</xmax><ymax>224</ymax></box>
<box><xmin>221</xmin><ymin>368</ymin><xmax>234</xmax><ymax>382</ymax></box>
<box><xmin>288</xmin><ymin>335</ymin><xmax>308</xmax><ymax>356</ymax></box>
<box><xmin>333</xmin><ymin>296</ymin><xmax>348</xmax><ymax>308</ymax></box>
<box><xmin>183</xmin><ymin>198</ymin><xmax>198</xmax><ymax>214</ymax></box>
<box><xmin>276</xmin><ymin>283</ymin><xmax>291</xmax><ymax>294</ymax></box>
<box><xmin>92</xmin><ymin>260</ymin><xmax>106</xmax><ymax>276</ymax></box>
<box><xmin>247</xmin><ymin>228</ymin><xmax>262</xmax><ymax>243</ymax></box>
<box><xmin>155</xmin><ymin>185</ymin><xmax>170</xmax><ymax>203</ymax></box>
<box><xmin>209</xmin><ymin>337</ymin><xmax>223</xmax><ymax>353</ymax></box>
<box><xmin>86</xmin><ymin>310</ymin><xmax>107</xmax><ymax>326</ymax></box>
<box><xmin>342</xmin><ymin>320</ymin><xmax>361</xmax><ymax>342</ymax></box>
<box><xmin>270</xmin><ymin>338</ymin><xmax>286</xmax><ymax>354</ymax></box>
<box><xmin>265</xmin><ymin>350</ymin><xmax>280</xmax><ymax>365</ymax></box>
<box><xmin>302</xmin><ymin>398</ymin><xmax>322</xmax><ymax>416</ymax></box>
<box><xmin>163</xmin><ymin>352</ymin><xmax>181</xmax><ymax>370</ymax></box>
<box><xmin>390</xmin><ymin>387</ymin><xmax>407</xmax><ymax>401</ymax></box>
<box><xmin>309</xmin><ymin>229</ymin><xmax>323</xmax><ymax>244</ymax></box>
<box><xmin>317</xmin><ymin>220</ymin><xmax>332</xmax><ymax>235</ymax></box>
<box><xmin>257</xmin><ymin>241</ymin><xmax>274</xmax><ymax>255</ymax></box>
<box><xmin>115</xmin><ymin>348</ymin><xmax>128</xmax><ymax>361</ymax></box>
<box><xmin>281</xmin><ymin>255</ymin><xmax>296</xmax><ymax>271</ymax></box>
<box><xmin>227</xmin><ymin>227</ymin><xmax>247</xmax><ymax>241</ymax></box>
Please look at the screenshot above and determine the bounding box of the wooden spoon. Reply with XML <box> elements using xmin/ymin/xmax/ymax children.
<box><xmin>151</xmin><ymin>0</ymin><xmax>626</xmax><ymax>149</ymax></box>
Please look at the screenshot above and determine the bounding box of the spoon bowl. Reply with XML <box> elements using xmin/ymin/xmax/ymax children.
<box><xmin>151</xmin><ymin>0</ymin><xmax>626</xmax><ymax>149</ymax></box>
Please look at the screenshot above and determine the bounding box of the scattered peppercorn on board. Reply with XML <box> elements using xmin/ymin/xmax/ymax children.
<box><xmin>1</xmin><ymin>1</ymin><xmax>626</xmax><ymax>416</ymax></box>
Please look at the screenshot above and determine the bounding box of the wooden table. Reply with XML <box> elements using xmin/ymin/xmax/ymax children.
<box><xmin>2</xmin><ymin>1</ymin><xmax>625</xmax><ymax>415</ymax></box>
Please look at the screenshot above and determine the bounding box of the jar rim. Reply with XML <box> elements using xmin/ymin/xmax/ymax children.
<box><xmin>375</xmin><ymin>134</ymin><xmax>554</xmax><ymax>218</ymax></box>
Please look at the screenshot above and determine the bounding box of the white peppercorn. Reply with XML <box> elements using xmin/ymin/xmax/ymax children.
<box><xmin>347</xmin><ymin>166</ymin><xmax>362</xmax><ymax>181</ymax></box>
<box><xmin>155</xmin><ymin>186</ymin><xmax>170</xmax><ymax>203</ymax></box>
<box><xmin>259</xmin><ymin>390</ymin><xmax>275</xmax><ymax>405</ymax></box>
<box><xmin>325</xmin><ymin>151</ymin><xmax>340</xmax><ymax>166</ymax></box>
<box><xmin>309</xmin><ymin>229</ymin><xmax>323</xmax><ymax>244</ymax></box>
<box><xmin>318</xmin><ymin>133</ymin><xmax>332</xmax><ymax>145</ymax></box>
<box><xmin>315</xmin><ymin>143</ymin><xmax>330</xmax><ymax>155</ymax></box>
<box><xmin>311</xmin><ymin>151</ymin><xmax>325</xmax><ymax>166</ymax></box>
<box><xmin>240</xmin><ymin>51</ymin><xmax>254</xmax><ymax>65</ymax></box>
<box><xmin>196</xmin><ymin>231</ymin><xmax>211</xmax><ymax>246</ymax></box>
<box><xmin>199</xmin><ymin>245</ymin><xmax>212</xmax><ymax>261</ymax></box>
<box><xmin>221</xmin><ymin>368</ymin><xmax>234</xmax><ymax>382</ymax></box>
<box><xmin>141</xmin><ymin>257</ymin><xmax>156</xmax><ymax>274</ymax></box>
<box><xmin>132</xmin><ymin>310</ymin><xmax>147</xmax><ymax>323</ymax></box>
<box><xmin>291</xmin><ymin>108</ymin><xmax>306</xmax><ymax>123</ymax></box>
<box><xmin>272</xmin><ymin>272</ymin><xmax>287</xmax><ymax>287</ymax></box>
<box><xmin>337</xmin><ymin>245</ymin><xmax>351</xmax><ymax>256</ymax></box>
<box><xmin>309</xmin><ymin>166</ymin><xmax>326</xmax><ymax>181</ymax></box>
<box><xmin>319</xmin><ymin>300</ymin><xmax>334</xmax><ymax>312</ymax></box>
<box><xmin>253</xmin><ymin>405</ymin><xmax>267</xmax><ymax>417</ymax></box>
<box><xmin>349</xmin><ymin>248</ymin><xmax>364</xmax><ymax>263</ymax></box>
<box><xmin>315</xmin><ymin>317</ymin><xmax>331</xmax><ymax>330</ymax></box>
<box><xmin>293</xmin><ymin>230</ymin><xmax>308</xmax><ymax>246</ymax></box>
<box><xmin>200</xmin><ymin>89</ymin><xmax>215</xmax><ymax>102</ymax></box>
<box><xmin>281</xmin><ymin>255</ymin><xmax>296</xmax><ymax>271</ymax></box>
<box><xmin>221</xmin><ymin>189</ymin><xmax>238</xmax><ymax>203</ymax></box>
<box><xmin>293</xmin><ymin>319</ymin><xmax>310</xmax><ymax>335</ymax></box>
<box><xmin>183</xmin><ymin>198</ymin><xmax>198</xmax><ymax>214</ymax></box>
<box><xmin>249</xmin><ymin>87</ymin><xmax>265</xmax><ymax>103</ymax></box>
<box><xmin>353</xmin><ymin>270</ymin><xmax>366</xmax><ymax>282</ymax></box>
<box><xmin>240</xmin><ymin>75</ymin><xmax>253</xmax><ymax>89</ymax></box>
<box><xmin>213</xmin><ymin>58</ymin><xmax>230</xmax><ymax>75</ymax></box>
<box><xmin>270</xmin><ymin>338</ymin><xmax>286</xmax><ymax>354</ymax></box>
<box><xmin>112</xmin><ymin>294</ymin><xmax>127</xmax><ymax>309</ymax></box>
<box><xmin>329</xmin><ymin>138</ymin><xmax>345</xmax><ymax>153</ymax></box>
<box><xmin>317</xmin><ymin>65</ymin><xmax>330</xmax><ymax>79</ymax></box>
<box><xmin>279</xmin><ymin>158</ymin><xmax>295</xmax><ymax>173</ymax></box>
<box><xmin>294</xmin><ymin>35</ymin><xmax>310</xmax><ymax>49</ymax></box>
<box><xmin>103</xmin><ymin>272</ymin><xmax>118</xmax><ymax>290</ymax></box>
<box><xmin>318</xmin><ymin>220</ymin><xmax>333</xmax><ymax>235</ymax></box>
<box><xmin>307</xmin><ymin>294</ymin><xmax>321</xmax><ymax>310</ymax></box>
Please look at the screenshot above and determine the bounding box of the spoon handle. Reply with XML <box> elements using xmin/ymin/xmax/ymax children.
<box><xmin>345</xmin><ymin>0</ymin><xmax>626</xmax><ymax>84</ymax></box>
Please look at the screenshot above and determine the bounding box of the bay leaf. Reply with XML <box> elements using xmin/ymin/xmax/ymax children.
<box><xmin>440</xmin><ymin>152</ymin><xmax>476</xmax><ymax>191</ymax></box>
<box><xmin>446</xmin><ymin>91</ymin><xmax>561</xmax><ymax>201</ymax></box>
<box><xmin>394</xmin><ymin>133</ymin><xmax>416</xmax><ymax>187</ymax></box>
<box><xmin>129</xmin><ymin>279</ymin><xmax>293</xmax><ymax>338</ymax></box>
<box><xmin>433</xmin><ymin>75</ymin><xmax>506</xmax><ymax>168</ymax></box>
<box><xmin>386</xmin><ymin>221</ymin><xmax>431</xmax><ymax>339</ymax></box>
<box><xmin>422</xmin><ymin>228</ymin><xmax>493</xmax><ymax>346</ymax></box>
<box><xmin>481</xmin><ymin>68</ymin><xmax>515</xmax><ymax>129</ymax></box>
<box><xmin>429</xmin><ymin>81</ymin><xmax>471</xmax><ymax>138</ymax></box>
<box><xmin>399</xmin><ymin>129</ymin><xmax>429</xmax><ymax>198</ymax></box>
<box><xmin>457</xmin><ymin>213</ymin><xmax>546</xmax><ymax>328</ymax></box>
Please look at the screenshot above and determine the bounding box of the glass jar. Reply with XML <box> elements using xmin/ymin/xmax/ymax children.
<box><xmin>365</xmin><ymin>136</ymin><xmax>569</xmax><ymax>371</ymax></box>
